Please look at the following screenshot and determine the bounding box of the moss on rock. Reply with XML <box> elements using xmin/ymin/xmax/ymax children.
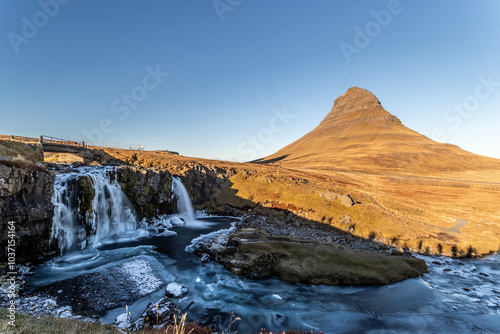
<box><xmin>116</xmin><ymin>166</ymin><xmax>175</xmax><ymax>219</ymax></box>
<box><xmin>77</xmin><ymin>176</ymin><xmax>95</xmax><ymax>217</ymax></box>
<box><xmin>209</xmin><ymin>228</ymin><xmax>428</xmax><ymax>286</ymax></box>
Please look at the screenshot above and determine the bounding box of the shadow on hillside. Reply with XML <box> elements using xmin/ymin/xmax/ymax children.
<box><xmin>89</xmin><ymin>148</ymin><xmax>132</xmax><ymax>166</ymax></box>
<box><xmin>249</xmin><ymin>154</ymin><xmax>289</xmax><ymax>164</ymax></box>
<box><xmin>190</xmin><ymin>177</ymin><xmax>394</xmax><ymax>251</ymax></box>
<box><xmin>184</xmin><ymin>173</ymin><xmax>479</xmax><ymax>258</ymax></box>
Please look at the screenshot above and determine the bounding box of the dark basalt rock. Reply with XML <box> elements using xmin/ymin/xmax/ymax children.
<box><xmin>0</xmin><ymin>163</ymin><xmax>57</xmax><ymax>262</ymax></box>
<box><xmin>115</xmin><ymin>165</ymin><xmax>175</xmax><ymax>219</ymax></box>
<box><xmin>133</xmin><ymin>297</ymin><xmax>181</xmax><ymax>329</ymax></box>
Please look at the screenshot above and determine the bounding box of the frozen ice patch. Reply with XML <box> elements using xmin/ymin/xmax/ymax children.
<box><xmin>166</xmin><ymin>282</ymin><xmax>188</xmax><ymax>298</ymax></box>
<box><xmin>114</xmin><ymin>312</ymin><xmax>131</xmax><ymax>329</ymax></box>
<box><xmin>144</xmin><ymin>215</ymin><xmax>185</xmax><ymax>236</ymax></box>
<box><xmin>119</xmin><ymin>259</ymin><xmax>163</xmax><ymax>295</ymax></box>
<box><xmin>7</xmin><ymin>295</ymin><xmax>78</xmax><ymax>320</ymax></box>
<box><xmin>185</xmin><ymin>222</ymin><xmax>237</xmax><ymax>253</ymax></box>
<box><xmin>195</xmin><ymin>209</ymin><xmax>216</xmax><ymax>219</ymax></box>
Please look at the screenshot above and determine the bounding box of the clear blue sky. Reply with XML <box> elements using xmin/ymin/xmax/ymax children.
<box><xmin>1</xmin><ymin>0</ymin><xmax>500</xmax><ymax>161</ymax></box>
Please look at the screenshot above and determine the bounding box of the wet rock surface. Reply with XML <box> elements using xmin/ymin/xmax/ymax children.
<box><xmin>132</xmin><ymin>296</ymin><xmax>181</xmax><ymax>329</ymax></box>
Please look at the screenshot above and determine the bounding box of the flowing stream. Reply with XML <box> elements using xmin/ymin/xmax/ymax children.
<box><xmin>25</xmin><ymin>168</ymin><xmax>500</xmax><ymax>333</ymax></box>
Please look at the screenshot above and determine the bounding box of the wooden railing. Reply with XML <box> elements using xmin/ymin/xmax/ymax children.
<box><xmin>40</xmin><ymin>135</ymin><xmax>86</xmax><ymax>148</ymax></box>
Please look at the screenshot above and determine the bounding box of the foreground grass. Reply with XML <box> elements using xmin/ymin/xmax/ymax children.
<box><xmin>0</xmin><ymin>309</ymin><xmax>211</xmax><ymax>334</ymax></box>
<box><xmin>0</xmin><ymin>309</ymin><xmax>121</xmax><ymax>334</ymax></box>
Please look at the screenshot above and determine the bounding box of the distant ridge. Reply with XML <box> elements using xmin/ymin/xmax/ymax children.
<box><xmin>256</xmin><ymin>87</ymin><xmax>500</xmax><ymax>175</ymax></box>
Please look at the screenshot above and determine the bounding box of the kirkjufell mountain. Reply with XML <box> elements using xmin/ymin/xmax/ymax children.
<box><xmin>257</xmin><ymin>87</ymin><xmax>500</xmax><ymax>176</ymax></box>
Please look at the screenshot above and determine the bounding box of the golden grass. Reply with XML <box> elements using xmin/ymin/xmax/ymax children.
<box><xmin>1</xmin><ymin>130</ymin><xmax>486</xmax><ymax>257</ymax></box>
<box><xmin>164</xmin><ymin>313</ymin><xmax>193</xmax><ymax>334</ymax></box>
<box><xmin>0</xmin><ymin>140</ymin><xmax>43</xmax><ymax>163</ymax></box>
<box><xmin>93</xmin><ymin>146</ymin><xmax>500</xmax><ymax>257</ymax></box>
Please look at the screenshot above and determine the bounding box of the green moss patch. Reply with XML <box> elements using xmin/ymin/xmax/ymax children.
<box><xmin>77</xmin><ymin>176</ymin><xmax>95</xmax><ymax>217</ymax></box>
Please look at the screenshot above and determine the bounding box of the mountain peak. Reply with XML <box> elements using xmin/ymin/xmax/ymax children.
<box><xmin>319</xmin><ymin>87</ymin><xmax>398</xmax><ymax>129</ymax></box>
<box><xmin>330</xmin><ymin>87</ymin><xmax>382</xmax><ymax>116</ymax></box>
<box><xmin>259</xmin><ymin>86</ymin><xmax>500</xmax><ymax>174</ymax></box>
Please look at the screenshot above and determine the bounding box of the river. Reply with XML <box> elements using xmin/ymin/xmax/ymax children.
<box><xmin>25</xmin><ymin>214</ymin><xmax>500</xmax><ymax>333</ymax></box>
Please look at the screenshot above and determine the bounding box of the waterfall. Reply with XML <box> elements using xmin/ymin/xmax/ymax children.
<box><xmin>172</xmin><ymin>177</ymin><xmax>195</xmax><ymax>221</ymax></box>
<box><xmin>50</xmin><ymin>167</ymin><xmax>137</xmax><ymax>253</ymax></box>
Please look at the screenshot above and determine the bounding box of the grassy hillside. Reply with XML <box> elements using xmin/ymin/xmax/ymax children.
<box><xmin>0</xmin><ymin>140</ymin><xmax>43</xmax><ymax>163</ymax></box>
<box><xmin>97</xmin><ymin>147</ymin><xmax>500</xmax><ymax>257</ymax></box>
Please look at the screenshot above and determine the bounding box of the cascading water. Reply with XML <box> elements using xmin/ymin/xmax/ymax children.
<box><xmin>50</xmin><ymin>167</ymin><xmax>137</xmax><ymax>253</ymax></box>
<box><xmin>172</xmin><ymin>177</ymin><xmax>195</xmax><ymax>221</ymax></box>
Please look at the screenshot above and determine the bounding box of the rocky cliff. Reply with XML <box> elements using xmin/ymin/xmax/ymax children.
<box><xmin>0</xmin><ymin>161</ymin><xmax>57</xmax><ymax>262</ymax></box>
<box><xmin>115</xmin><ymin>166</ymin><xmax>175</xmax><ymax>219</ymax></box>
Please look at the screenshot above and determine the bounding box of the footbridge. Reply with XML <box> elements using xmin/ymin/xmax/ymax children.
<box><xmin>40</xmin><ymin>135</ymin><xmax>94</xmax><ymax>163</ymax></box>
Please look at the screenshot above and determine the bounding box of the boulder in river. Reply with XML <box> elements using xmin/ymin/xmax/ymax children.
<box><xmin>133</xmin><ymin>297</ymin><xmax>181</xmax><ymax>329</ymax></box>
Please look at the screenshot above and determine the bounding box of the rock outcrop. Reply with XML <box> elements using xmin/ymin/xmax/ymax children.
<box><xmin>115</xmin><ymin>166</ymin><xmax>175</xmax><ymax>219</ymax></box>
<box><xmin>0</xmin><ymin>162</ymin><xmax>57</xmax><ymax>262</ymax></box>
<box><xmin>195</xmin><ymin>215</ymin><xmax>428</xmax><ymax>285</ymax></box>
<box><xmin>159</xmin><ymin>162</ymin><xmax>235</xmax><ymax>207</ymax></box>
<box><xmin>318</xmin><ymin>191</ymin><xmax>356</xmax><ymax>207</ymax></box>
<box><xmin>134</xmin><ymin>297</ymin><xmax>181</xmax><ymax>329</ymax></box>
